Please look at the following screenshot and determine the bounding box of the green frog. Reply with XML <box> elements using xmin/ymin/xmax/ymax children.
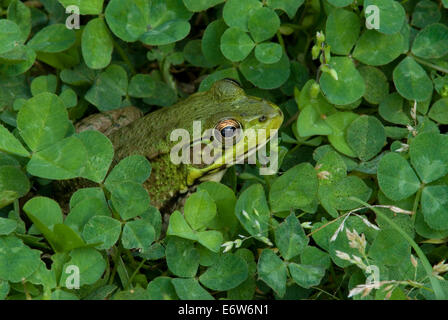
<box><xmin>70</xmin><ymin>79</ymin><xmax>283</xmax><ymax>211</ymax></box>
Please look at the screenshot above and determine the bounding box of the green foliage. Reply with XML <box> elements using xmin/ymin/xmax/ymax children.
<box><xmin>0</xmin><ymin>0</ymin><xmax>448</xmax><ymax>301</ymax></box>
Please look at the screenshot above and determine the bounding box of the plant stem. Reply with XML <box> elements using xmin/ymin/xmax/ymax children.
<box><xmin>13</xmin><ymin>199</ymin><xmax>20</xmax><ymax>215</ymax></box>
<box><xmin>161</xmin><ymin>59</ymin><xmax>177</xmax><ymax>92</ymax></box>
<box><xmin>282</xmin><ymin>111</ymin><xmax>299</xmax><ymax>128</ymax></box>
<box><xmin>412</xmin><ymin>55</ymin><xmax>448</xmax><ymax>74</ymax></box>
<box><xmin>276</xmin><ymin>32</ymin><xmax>286</xmax><ymax>52</ymax></box>
<box><xmin>311</xmin><ymin>286</ymin><xmax>340</xmax><ymax>300</ymax></box>
<box><xmin>124</xmin><ymin>247</ymin><xmax>137</xmax><ymax>266</ymax></box>
<box><xmin>350</xmin><ymin>197</ymin><xmax>446</xmax><ymax>300</ymax></box>
<box><xmin>412</xmin><ymin>185</ymin><xmax>424</xmax><ymax>223</ymax></box>
<box><xmin>108</xmin><ymin>245</ymin><xmax>121</xmax><ymax>286</ymax></box>
<box><xmin>113</xmin><ymin>40</ymin><xmax>136</xmax><ymax>75</ymax></box>
<box><xmin>307</xmin><ymin>212</ymin><xmax>347</xmax><ymax>238</ymax></box>
<box><xmin>126</xmin><ymin>259</ymin><xmax>147</xmax><ymax>290</ymax></box>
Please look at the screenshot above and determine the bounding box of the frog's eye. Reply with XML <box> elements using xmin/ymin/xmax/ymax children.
<box><xmin>214</xmin><ymin>119</ymin><xmax>242</xmax><ymax>146</ymax></box>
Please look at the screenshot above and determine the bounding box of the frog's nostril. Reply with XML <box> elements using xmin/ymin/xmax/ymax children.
<box><xmin>259</xmin><ymin>115</ymin><xmax>267</xmax><ymax>122</ymax></box>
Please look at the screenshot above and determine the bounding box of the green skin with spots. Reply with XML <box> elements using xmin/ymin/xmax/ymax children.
<box><xmin>82</xmin><ymin>80</ymin><xmax>283</xmax><ymax>210</ymax></box>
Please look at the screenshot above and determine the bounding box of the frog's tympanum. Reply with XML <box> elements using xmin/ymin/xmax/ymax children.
<box><xmin>63</xmin><ymin>79</ymin><xmax>283</xmax><ymax>211</ymax></box>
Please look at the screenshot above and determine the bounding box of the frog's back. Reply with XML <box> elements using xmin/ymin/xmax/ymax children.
<box><xmin>108</xmin><ymin>90</ymin><xmax>210</xmax><ymax>162</ymax></box>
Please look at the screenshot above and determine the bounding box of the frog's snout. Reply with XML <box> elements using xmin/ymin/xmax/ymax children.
<box><xmin>263</xmin><ymin>101</ymin><xmax>284</xmax><ymax>127</ymax></box>
<box><xmin>259</xmin><ymin>107</ymin><xmax>283</xmax><ymax>122</ymax></box>
<box><xmin>244</xmin><ymin>97</ymin><xmax>284</xmax><ymax>129</ymax></box>
<box><xmin>276</xmin><ymin>108</ymin><xmax>283</xmax><ymax>119</ymax></box>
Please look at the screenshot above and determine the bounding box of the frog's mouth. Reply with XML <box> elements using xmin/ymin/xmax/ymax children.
<box><xmin>202</xmin><ymin>142</ymin><xmax>265</xmax><ymax>174</ymax></box>
<box><xmin>226</xmin><ymin>132</ymin><xmax>274</xmax><ymax>166</ymax></box>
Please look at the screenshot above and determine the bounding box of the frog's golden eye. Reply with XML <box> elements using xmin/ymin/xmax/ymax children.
<box><xmin>214</xmin><ymin>119</ymin><xmax>242</xmax><ymax>146</ymax></box>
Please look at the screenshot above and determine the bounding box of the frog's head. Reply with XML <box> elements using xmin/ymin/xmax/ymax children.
<box><xmin>185</xmin><ymin>79</ymin><xmax>284</xmax><ymax>185</ymax></box>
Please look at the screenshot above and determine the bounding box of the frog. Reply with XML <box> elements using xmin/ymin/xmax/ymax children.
<box><xmin>62</xmin><ymin>79</ymin><xmax>283</xmax><ymax>212</ymax></box>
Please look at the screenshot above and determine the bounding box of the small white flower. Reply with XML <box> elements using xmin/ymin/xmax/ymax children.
<box><xmin>346</xmin><ymin>229</ymin><xmax>367</xmax><ymax>254</ymax></box>
<box><xmin>433</xmin><ymin>260</ymin><xmax>448</xmax><ymax>277</ymax></box>
<box><xmin>260</xmin><ymin>237</ymin><xmax>273</xmax><ymax>246</ymax></box>
<box><xmin>359</xmin><ymin>216</ymin><xmax>380</xmax><ymax>231</ymax></box>
<box><xmin>385</xmin><ymin>290</ymin><xmax>393</xmax><ymax>300</ymax></box>
<box><xmin>221</xmin><ymin>241</ymin><xmax>234</xmax><ymax>253</ymax></box>
<box><xmin>384</xmin><ymin>284</ymin><xmax>394</xmax><ymax>292</ymax></box>
<box><xmin>335</xmin><ymin>250</ymin><xmax>351</xmax><ymax>261</ymax></box>
<box><xmin>352</xmin><ymin>255</ymin><xmax>365</xmax><ymax>268</ymax></box>
<box><xmin>330</xmin><ymin>222</ymin><xmax>345</xmax><ymax>242</ymax></box>
<box><xmin>348</xmin><ymin>285</ymin><xmax>368</xmax><ymax>298</ymax></box>
<box><xmin>301</xmin><ymin>221</ymin><xmax>313</xmax><ymax>229</ymax></box>
<box><xmin>395</xmin><ymin>143</ymin><xmax>409</xmax><ymax>153</ymax></box>
<box><xmin>317</xmin><ymin>170</ymin><xmax>331</xmax><ymax>180</ymax></box>
<box><xmin>348</xmin><ymin>282</ymin><xmax>380</xmax><ymax>298</ymax></box>
<box><xmin>234</xmin><ymin>239</ymin><xmax>243</xmax><ymax>248</ymax></box>
<box><xmin>410</xmin><ymin>100</ymin><xmax>417</xmax><ymax>121</ymax></box>
<box><xmin>410</xmin><ymin>255</ymin><xmax>418</xmax><ymax>268</ymax></box>
<box><xmin>389</xmin><ymin>206</ymin><xmax>413</xmax><ymax>215</ymax></box>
